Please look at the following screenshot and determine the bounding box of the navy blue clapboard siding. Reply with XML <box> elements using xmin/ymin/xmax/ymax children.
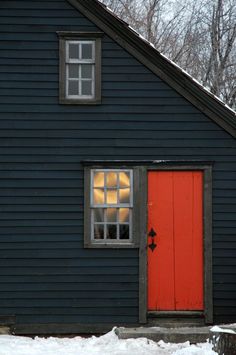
<box><xmin>0</xmin><ymin>0</ymin><xmax>235</xmax><ymax>326</ymax></box>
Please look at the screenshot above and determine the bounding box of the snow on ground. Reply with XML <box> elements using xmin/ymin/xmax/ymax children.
<box><xmin>0</xmin><ymin>328</ymin><xmax>216</xmax><ymax>355</ymax></box>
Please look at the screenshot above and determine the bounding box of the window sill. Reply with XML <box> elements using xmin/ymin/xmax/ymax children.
<box><xmin>84</xmin><ymin>241</ymin><xmax>139</xmax><ymax>249</ymax></box>
<box><xmin>59</xmin><ymin>98</ymin><xmax>101</xmax><ymax>105</ymax></box>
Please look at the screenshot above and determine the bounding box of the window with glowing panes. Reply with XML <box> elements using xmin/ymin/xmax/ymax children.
<box><xmin>91</xmin><ymin>170</ymin><xmax>133</xmax><ymax>243</ymax></box>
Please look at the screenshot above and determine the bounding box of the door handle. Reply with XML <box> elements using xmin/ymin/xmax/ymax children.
<box><xmin>148</xmin><ymin>228</ymin><xmax>157</xmax><ymax>238</ymax></box>
<box><xmin>148</xmin><ymin>228</ymin><xmax>157</xmax><ymax>252</ymax></box>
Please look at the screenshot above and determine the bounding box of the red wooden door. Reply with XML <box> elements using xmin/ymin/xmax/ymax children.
<box><xmin>147</xmin><ymin>171</ymin><xmax>204</xmax><ymax>311</ymax></box>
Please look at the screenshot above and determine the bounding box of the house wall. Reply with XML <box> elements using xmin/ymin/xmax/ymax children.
<box><xmin>0</xmin><ymin>0</ymin><xmax>235</xmax><ymax>331</ymax></box>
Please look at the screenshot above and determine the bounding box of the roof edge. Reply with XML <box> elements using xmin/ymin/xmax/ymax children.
<box><xmin>67</xmin><ymin>0</ymin><xmax>236</xmax><ymax>138</ymax></box>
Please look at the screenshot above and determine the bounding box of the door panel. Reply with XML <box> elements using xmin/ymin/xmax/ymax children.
<box><xmin>147</xmin><ymin>171</ymin><xmax>203</xmax><ymax>311</ymax></box>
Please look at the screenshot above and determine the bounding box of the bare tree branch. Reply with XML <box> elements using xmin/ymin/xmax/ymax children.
<box><xmin>101</xmin><ymin>0</ymin><xmax>236</xmax><ymax>109</ymax></box>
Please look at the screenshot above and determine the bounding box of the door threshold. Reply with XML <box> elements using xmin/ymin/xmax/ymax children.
<box><xmin>147</xmin><ymin>311</ymin><xmax>205</xmax><ymax>327</ymax></box>
<box><xmin>148</xmin><ymin>311</ymin><xmax>204</xmax><ymax>318</ymax></box>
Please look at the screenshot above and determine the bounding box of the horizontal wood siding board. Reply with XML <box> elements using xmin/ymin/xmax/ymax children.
<box><xmin>2</xmin><ymin>309</ymin><xmax>139</xmax><ymax>317</ymax></box>
<box><xmin>0</xmin><ymin>0</ymin><xmax>235</xmax><ymax>326</ymax></box>
<box><xmin>0</xmin><ymin>267</ymin><xmax>138</xmax><ymax>276</ymax></box>
<box><xmin>0</xmin><ymin>131</ymin><xmax>231</xmax><ymax>139</ymax></box>
<box><xmin>0</xmin><ymin>298</ymin><xmax>138</xmax><ymax>307</ymax></box>
<box><xmin>0</xmin><ymin>284</ymin><xmax>138</xmax><ymax>292</ymax></box>
<box><xmin>0</xmin><ymin>140</ymin><xmax>234</xmax><ymax>148</ymax></box>
<box><xmin>0</xmin><ymin>275</ymin><xmax>138</xmax><ymax>283</ymax></box>
<box><xmin>0</xmin><ymin>25</ymin><xmax>98</xmax><ymax>33</ymax></box>
<box><xmin>0</xmin><ymin>120</ymin><xmax>225</xmax><ymax>129</ymax></box>
<box><xmin>0</xmin><ymin>1</ymin><xmax>73</xmax><ymax>8</ymax></box>
<box><xmin>14</xmin><ymin>315</ymin><xmax>138</xmax><ymax>324</ymax></box>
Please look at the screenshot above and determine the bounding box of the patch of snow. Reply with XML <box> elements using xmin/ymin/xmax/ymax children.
<box><xmin>172</xmin><ymin>342</ymin><xmax>216</xmax><ymax>355</ymax></box>
<box><xmin>0</xmin><ymin>329</ymin><xmax>217</xmax><ymax>355</ymax></box>
<box><xmin>210</xmin><ymin>326</ymin><xmax>236</xmax><ymax>334</ymax></box>
<box><xmin>152</xmin><ymin>160</ymin><xmax>170</xmax><ymax>163</ymax></box>
<box><xmin>219</xmin><ymin>323</ymin><xmax>236</xmax><ymax>328</ymax></box>
<box><xmin>157</xmin><ymin>51</ymin><xmax>236</xmax><ymax>115</ymax></box>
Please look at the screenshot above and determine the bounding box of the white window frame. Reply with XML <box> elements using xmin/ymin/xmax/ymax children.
<box><xmin>65</xmin><ymin>40</ymin><xmax>96</xmax><ymax>100</ymax></box>
<box><xmin>85</xmin><ymin>168</ymin><xmax>134</xmax><ymax>247</ymax></box>
<box><xmin>90</xmin><ymin>169</ymin><xmax>133</xmax><ymax>244</ymax></box>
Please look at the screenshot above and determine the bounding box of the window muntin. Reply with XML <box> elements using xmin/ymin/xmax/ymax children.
<box><xmin>66</xmin><ymin>40</ymin><xmax>95</xmax><ymax>99</ymax></box>
<box><xmin>91</xmin><ymin>170</ymin><xmax>133</xmax><ymax>243</ymax></box>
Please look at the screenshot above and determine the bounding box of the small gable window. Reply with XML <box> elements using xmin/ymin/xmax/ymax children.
<box><xmin>66</xmin><ymin>40</ymin><xmax>95</xmax><ymax>99</ymax></box>
<box><xmin>58</xmin><ymin>32</ymin><xmax>102</xmax><ymax>104</ymax></box>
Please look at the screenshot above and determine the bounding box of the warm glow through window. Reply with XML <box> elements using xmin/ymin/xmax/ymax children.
<box><xmin>91</xmin><ymin>170</ymin><xmax>133</xmax><ymax>242</ymax></box>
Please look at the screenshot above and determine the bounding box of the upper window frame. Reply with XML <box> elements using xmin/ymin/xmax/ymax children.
<box><xmin>58</xmin><ymin>32</ymin><xmax>103</xmax><ymax>105</ymax></box>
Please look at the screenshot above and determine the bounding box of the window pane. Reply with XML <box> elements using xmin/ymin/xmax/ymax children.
<box><xmin>106</xmin><ymin>172</ymin><xmax>117</xmax><ymax>188</ymax></box>
<box><xmin>81</xmin><ymin>81</ymin><xmax>92</xmax><ymax>96</ymax></box>
<box><xmin>106</xmin><ymin>208</ymin><xmax>117</xmax><ymax>222</ymax></box>
<box><xmin>119</xmin><ymin>188</ymin><xmax>130</xmax><ymax>204</ymax></box>
<box><xmin>94</xmin><ymin>172</ymin><xmax>104</xmax><ymax>187</ymax></box>
<box><xmin>69</xmin><ymin>43</ymin><xmax>79</xmax><ymax>59</ymax></box>
<box><xmin>81</xmin><ymin>64</ymin><xmax>93</xmax><ymax>79</ymax></box>
<box><xmin>68</xmin><ymin>64</ymin><xmax>79</xmax><ymax>78</ymax></box>
<box><xmin>119</xmin><ymin>172</ymin><xmax>130</xmax><ymax>187</ymax></box>
<box><xmin>107</xmin><ymin>190</ymin><xmax>118</xmax><ymax>204</ymax></box>
<box><xmin>119</xmin><ymin>225</ymin><xmax>129</xmax><ymax>239</ymax></box>
<box><xmin>94</xmin><ymin>189</ymin><xmax>105</xmax><ymax>205</ymax></box>
<box><xmin>119</xmin><ymin>208</ymin><xmax>129</xmax><ymax>223</ymax></box>
<box><xmin>94</xmin><ymin>208</ymin><xmax>104</xmax><ymax>222</ymax></box>
<box><xmin>81</xmin><ymin>43</ymin><xmax>93</xmax><ymax>59</ymax></box>
<box><xmin>107</xmin><ymin>225</ymin><xmax>117</xmax><ymax>239</ymax></box>
<box><xmin>68</xmin><ymin>81</ymin><xmax>79</xmax><ymax>96</ymax></box>
<box><xmin>94</xmin><ymin>224</ymin><xmax>104</xmax><ymax>239</ymax></box>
